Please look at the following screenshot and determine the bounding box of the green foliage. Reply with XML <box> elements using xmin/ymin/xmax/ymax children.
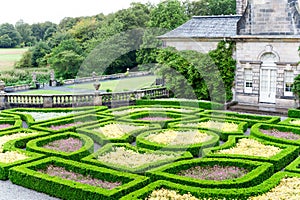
<box><xmin>31</xmin><ymin>41</ymin><xmax>51</xmax><ymax>67</ymax></box>
<box><xmin>15</xmin><ymin>50</ymin><xmax>32</xmax><ymax>68</ymax></box>
<box><xmin>15</xmin><ymin>20</ymin><xmax>35</xmax><ymax>46</ymax></box>
<box><xmin>0</xmin><ymin>23</ymin><xmax>21</xmax><ymax>48</ymax></box>
<box><xmin>292</xmin><ymin>74</ymin><xmax>300</xmax><ymax>104</ymax></box>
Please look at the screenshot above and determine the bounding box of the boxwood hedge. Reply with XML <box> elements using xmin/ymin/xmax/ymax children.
<box><xmin>26</xmin><ymin>132</ymin><xmax>94</xmax><ymax>161</ymax></box>
<box><xmin>168</xmin><ymin>117</ymin><xmax>248</xmax><ymax>141</ymax></box>
<box><xmin>203</xmin><ymin>136</ymin><xmax>299</xmax><ymax>171</ymax></box>
<box><xmin>121</xmin><ymin>172</ymin><xmax>300</xmax><ymax>200</ymax></box>
<box><xmin>251</xmin><ymin>123</ymin><xmax>300</xmax><ymax>146</ymax></box>
<box><xmin>136</xmin><ymin>128</ymin><xmax>220</xmax><ymax>157</ymax></box>
<box><xmin>81</xmin><ymin>143</ymin><xmax>193</xmax><ymax>174</ymax></box>
<box><xmin>9</xmin><ymin>157</ymin><xmax>149</xmax><ymax>200</ymax></box>
<box><xmin>146</xmin><ymin>158</ymin><xmax>274</xmax><ymax>189</ymax></box>
<box><xmin>198</xmin><ymin>110</ymin><xmax>280</xmax><ymax>127</ymax></box>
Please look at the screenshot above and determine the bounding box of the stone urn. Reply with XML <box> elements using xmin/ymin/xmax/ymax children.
<box><xmin>93</xmin><ymin>81</ymin><xmax>101</xmax><ymax>91</ymax></box>
<box><xmin>0</xmin><ymin>80</ymin><xmax>5</xmax><ymax>91</ymax></box>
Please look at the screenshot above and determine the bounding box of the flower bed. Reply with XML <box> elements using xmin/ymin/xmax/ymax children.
<box><xmin>198</xmin><ymin>110</ymin><xmax>280</xmax><ymax>127</ymax></box>
<box><xmin>136</xmin><ymin>128</ymin><xmax>219</xmax><ymax>156</ymax></box>
<box><xmin>81</xmin><ymin>143</ymin><xmax>193</xmax><ymax>174</ymax></box>
<box><xmin>251</xmin><ymin>123</ymin><xmax>300</xmax><ymax>146</ymax></box>
<box><xmin>145</xmin><ymin>188</ymin><xmax>199</xmax><ymax>200</ymax></box>
<box><xmin>169</xmin><ymin>117</ymin><xmax>247</xmax><ymax>141</ymax></box>
<box><xmin>118</xmin><ymin>111</ymin><xmax>192</xmax><ymax>128</ymax></box>
<box><xmin>26</xmin><ymin>132</ymin><xmax>94</xmax><ymax>161</ymax></box>
<box><xmin>203</xmin><ymin>136</ymin><xmax>299</xmax><ymax>171</ymax></box>
<box><xmin>78</xmin><ymin>121</ymin><xmax>159</xmax><ymax>145</ymax></box>
<box><xmin>3</xmin><ymin>106</ymin><xmax>108</xmax><ymax>126</ymax></box>
<box><xmin>9</xmin><ymin>157</ymin><xmax>149</xmax><ymax>200</ymax></box>
<box><xmin>30</xmin><ymin>114</ymin><xmax>112</xmax><ymax>133</ymax></box>
<box><xmin>121</xmin><ymin>172</ymin><xmax>300</xmax><ymax>200</ymax></box>
<box><xmin>146</xmin><ymin>158</ymin><xmax>274</xmax><ymax>189</ymax></box>
<box><xmin>0</xmin><ymin>132</ymin><xmax>39</xmax><ymax>152</ymax></box>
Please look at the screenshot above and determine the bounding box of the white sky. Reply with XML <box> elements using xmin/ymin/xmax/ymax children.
<box><xmin>0</xmin><ymin>0</ymin><xmax>163</xmax><ymax>25</ymax></box>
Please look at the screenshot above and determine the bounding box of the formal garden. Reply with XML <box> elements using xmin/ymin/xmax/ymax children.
<box><xmin>0</xmin><ymin>98</ymin><xmax>298</xmax><ymax>199</ymax></box>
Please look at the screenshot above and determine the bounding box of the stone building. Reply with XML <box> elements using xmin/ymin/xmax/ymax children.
<box><xmin>159</xmin><ymin>0</ymin><xmax>300</xmax><ymax>109</ymax></box>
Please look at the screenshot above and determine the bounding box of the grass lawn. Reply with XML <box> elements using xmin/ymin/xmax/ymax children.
<box><xmin>68</xmin><ymin>75</ymin><xmax>157</xmax><ymax>92</ymax></box>
<box><xmin>15</xmin><ymin>90</ymin><xmax>72</xmax><ymax>95</ymax></box>
<box><xmin>0</xmin><ymin>48</ymin><xmax>28</xmax><ymax>71</ymax></box>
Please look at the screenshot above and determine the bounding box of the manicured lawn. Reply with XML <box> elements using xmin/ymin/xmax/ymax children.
<box><xmin>15</xmin><ymin>90</ymin><xmax>72</xmax><ymax>95</ymax></box>
<box><xmin>68</xmin><ymin>75</ymin><xmax>157</xmax><ymax>92</ymax></box>
<box><xmin>0</xmin><ymin>48</ymin><xmax>28</xmax><ymax>71</ymax></box>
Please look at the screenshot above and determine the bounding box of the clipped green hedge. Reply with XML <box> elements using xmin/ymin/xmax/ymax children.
<box><xmin>3</xmin><ymin>106</ymin><xmax>108</xmax><ymax>126</ymax></box>
<box><xmin>251</xmin><ymin>123</ymin><xmax>300</xmax><ymax>146</ymax></box>
<box><xmin>168</xmin><ymin>117</ymin><xmax>248</xmax><ymax>141</ymax></box>
<box><xmin>81</xmin><ymin>143</ymin><xmax>193</xmax><ymax>174</ymax></box>
<box><xmin>77</xmin><ymin>121</ymin><xmax>160</xmax><ymax>145</ymax></box>
<box><xmin>0</xmin><ymin>150</ymin><xmax>44</xmax><ymax>180</ymax></box>
<box><xmin>30</xmin><ymin>114</ymin><xmax>113</xmax><ymax>133</ymax></box>
<box><xmin>278</xmin><ymin>117</ymin><xmax>300</xmax><ymax>127</ymax></box>
<box><xmin>121</xmin><ymin>172</ymin><xmax>300</xmax><ymax>200</ymax></box>
<box><xmin>0</xmin><ymin>119</ymin><xmax>22</xmax><ymax>132</ymax></box>
<box><xmin>118</xmin><ymin>111</ymin><xmax>193</xmax><ymax>128</ymax></box>
<box><xmin>146</xmin><ymin>158</ymin><xmax>274</xmax><ymax>189</ymax></box>
<box><xmin>26</xmin><ymin>132</ymin><xmax>94</xmax><ymax>161</ymax></box>
<box><xmin>0</xmin><ymin>112</ymin><xmax>21</xmax><ymax>120</ymax></box>
<box><xmin>203</xmin><ymin>136</ymin><xmax>299</xmax><ymax>171</ymax></box>
<box><xmin>1</xmin><ymin>128</ymin><xmax>51</xmax><ymax>151</ymax></box>
<box><xmin>105</xmin><ymin>105</ymin><xmax>202</xmax><ymax>118</ymax></box>
<box><xmin>285</xmin><ymin>156</ymin><xmax>300</xmax><ymax>173</ymax></box>
<box><xmin>9</xmin><ymin>156</ymin><xmax>149</xmax><ymax>200</ymax></box>
<box><xmin>136</xmin><ymin>99</ymin><xmax>224</xmax><ymax>110</ymax></box>
<box><xmin>136</xmin><ymin>128</ymin><xmax>220</xmax><ymax>157</ymax></box>
<box><xmin>198</xmin><ymin>110</ymin><xmax>280</xmax><ymax>127</ymax></box>
<box><xmin>288</xmin><ymin>108</ymin><xmax>300</xmax><ymax>118</ymax></box>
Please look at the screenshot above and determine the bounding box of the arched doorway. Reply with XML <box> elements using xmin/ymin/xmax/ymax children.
<box><xmin>259</xmin><ymin>53</ymin><xmax>278</xmax><ymax>103</ymax></box>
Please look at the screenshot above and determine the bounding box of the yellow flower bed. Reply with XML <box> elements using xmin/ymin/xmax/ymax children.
<box><xmin>145</xmin><ymin>130</ymin><xmax>212</xmax><ymax>145</ymax></box>
<box><xmin>198</xmin><ymin>120</ymin><xmax>239</xmax><ymax>132</ymax></box>
<box><xmin>249</xmin><ymin>177</ymin><xmax>300</xmax><ymax>200</ymax></box>
<box><xmin>146</xmin><ymin>188</ymin><xmax>199</xmax><ymax>200</ymax></box>
<box><xmin>0</xmin><ymin>151</ymin><xmax>29</xmax><ymax>163</ymax></box>
<box><xmin>290</xmin><ymin>119</ymin><xmax>300</xmax><ymax>125</ymax></box>
<box><xmin>97</xmin><ymin>147</ymin><xmax>177</xmax><ymax>168</ymax></box>
<box><xmin>217</xmin><ymin>138</ymin><xmax>281</xmax><ymax>157</ymax></box>
<box><xmin>93</xmin><ymin>124</ymin><xmax>145</xmax><ymax>138</ymax></box>
<box><xmin>0</xmin><ymin>132</ymin><xmax>38</xmax><ymax>152</ymax></box>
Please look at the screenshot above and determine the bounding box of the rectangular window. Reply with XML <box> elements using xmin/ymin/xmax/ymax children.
<box><xmin>244</xmin><ymin>69</ymin><xmax>253</xmax><ymax>93</ymax></box>
<box><xmin>284</xmin><ymin>71</ymin><xmax>294</xmax><ymax>96</ymax></box>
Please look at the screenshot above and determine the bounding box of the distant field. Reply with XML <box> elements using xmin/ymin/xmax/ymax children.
<box><xmin>0</xmin><ymin>48</ymin><xmax>28</xmax><ymax>71</ymax></box>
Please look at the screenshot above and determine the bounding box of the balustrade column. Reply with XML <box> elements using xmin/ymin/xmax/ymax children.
<box><xmin>43</xmin><ymin>95</ymin><xmax>54</xmax><ymax>108</ymax></box>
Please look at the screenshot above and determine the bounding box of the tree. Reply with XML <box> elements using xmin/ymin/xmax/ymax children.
<box><xmin>0</xmin><ymin>34</ymin><xmax>12</xmax><ymax>48</ymax></box>
<box><xmin>292</xmin><ymin>74</ymin><xmax>300</xmax><ymax>105</ymax></box>
<box><xmin>0</xmin><ymin>23</ymin><xmax>21</xmax><ymax>47</ymax></box>
<box><xmin>15</xmin><ymin>20</ymin><xmax>35</xmax><ymax>46</ymax></box>
<box><xmin>31</xmin><ymin>41</ymin><xmax>51</xmax><ymax>67</ymax></box>
<box><xmin>15</xmin><ymin>50</ymin><xmax>33</xmax><ymax>68</ymax></box>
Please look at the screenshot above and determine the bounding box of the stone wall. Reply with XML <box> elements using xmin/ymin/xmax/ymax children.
<box><xmin>235</xmin><ymin>38</ymin><xmax>300</xmax><ymax>108</ymax></box>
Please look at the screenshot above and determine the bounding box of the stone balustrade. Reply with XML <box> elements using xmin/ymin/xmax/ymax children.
<box><xmin>0</xmin><ymin>87</ymin><xmax>169</xmax><ymax>109</ymax></box>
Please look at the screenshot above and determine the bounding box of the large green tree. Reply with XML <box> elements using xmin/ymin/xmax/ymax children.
<box><xmin>0</xmin><ymin>23</ymin><xmax>22</xmax><ymax>47</ymax></box>
<box><xmin>15</xmin><ymin>20</ymin><xmax>35</xmax><ymax>46</ymax></box>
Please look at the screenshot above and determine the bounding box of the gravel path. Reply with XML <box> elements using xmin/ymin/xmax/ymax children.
<box><xmin>0</xmin><ymin>180</ymin><xmax>60</xmax><ymax>200</ymax></box>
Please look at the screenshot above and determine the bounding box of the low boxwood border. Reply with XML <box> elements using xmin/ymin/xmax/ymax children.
<box><xmin>136</xmin><ymin>99</ymin><xmax>224</xmax><ymax>110</ymax></box>
<box><xmin>251</xmin><ymin>123</ymin><xmax>300</xmax><ymax>146</ymax></box>
<box><xmin>198</xmin><ymin>110</ymin><xmax>280</xmax><ymax>127</ymax></box>
<box><xmin>136</xmin><ymin>128</ymin><xmax>220</xmax><ymax>157</ymax></box>
<box><xmin>118</xmin><ymin>111</ymin><xmax>194</xmax><ymax>128</ymax></box>
<box><xmin>105</xmin><ymin>105</ymin><xmax>202</xmax><ymax>118</ymax></box>
<box><xmin>77</xmin><ymin>121</ymin><xmax>160</xmax><ymax>145</ymax></box>
<box><xmin>81</xmin><ymin>143</ymin><xmax>193</xmax><ymax>174</ymax></box>
<box><xmin>1</xmin><ymin>128</ymin><xmax>51</xmax><ymax>151</ymax></box>
<box><xmin>0</xmin><ymin>119</ymin><xmax>22</xmax><ymax>132</ymax></box>
<box><xmin>288</xmin><ymin>108</ymin><xmax>300</xmax><ymax>118</ymax></box>
<box><xmin>0</xmin><ymin>112</ymin><xmax>21</xmax><ymax>120</ymax></box>
<box><xmin>146</xmin><ymin>158</ymin><xmax>274</xmax><ymax>189</ymax></box>
<box><xmin>0</xmin><ymin>149</ymin><xmax>44</xmax><ymax>180</ymax></box>
<box><xmin>30</xmin><ymin>114</ymin><xmax>113</xmax><ymax>133</ymax></box>
<box><xmin>9</xmin><ymin>156</ymin><xmax>149</xmax><ymax>200</ymax></box>
<box><xmin>120</xmin><ymin>171</ymin><xmax>300</xmax><ymax>200</ymax></box>
<box><xmin>285</xmin><ymin>156</ymin><xmax>300</xmax><ymax>173</ymax></box>
<box><xmin>168</xmin><ymin>117</ymin><xmax>248</xmax><ymax>141</ymax></box>
<box><xmin>278</xmin><ymin>117</ymin><xmax>300</xmax><ymax>127</ymax></box>
<box><xmin>203</xmin><ymin>135</ymin><xmax>299</xmax><ymax>171</ymax></box>
<box><xmin>26</xmin><ymin>132</ymin><xmax>94</xmax><ymax>161</ymax></box>
<box><xmin>3</xmin><ymin>106</ymin><xmax>108</xmax><ymax>126</ymax></box>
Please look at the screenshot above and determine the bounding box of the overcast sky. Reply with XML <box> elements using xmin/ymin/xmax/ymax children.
<box><xmin>0</xmin><ymin>0</ymin><xmax>162</xmax><ymax>25</ymax></box>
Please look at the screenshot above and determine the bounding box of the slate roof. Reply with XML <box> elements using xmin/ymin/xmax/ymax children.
<box><xmin>158</xmin><ymin>15</ymin><xmax>241</xmax><ymax>39</ymax></box>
